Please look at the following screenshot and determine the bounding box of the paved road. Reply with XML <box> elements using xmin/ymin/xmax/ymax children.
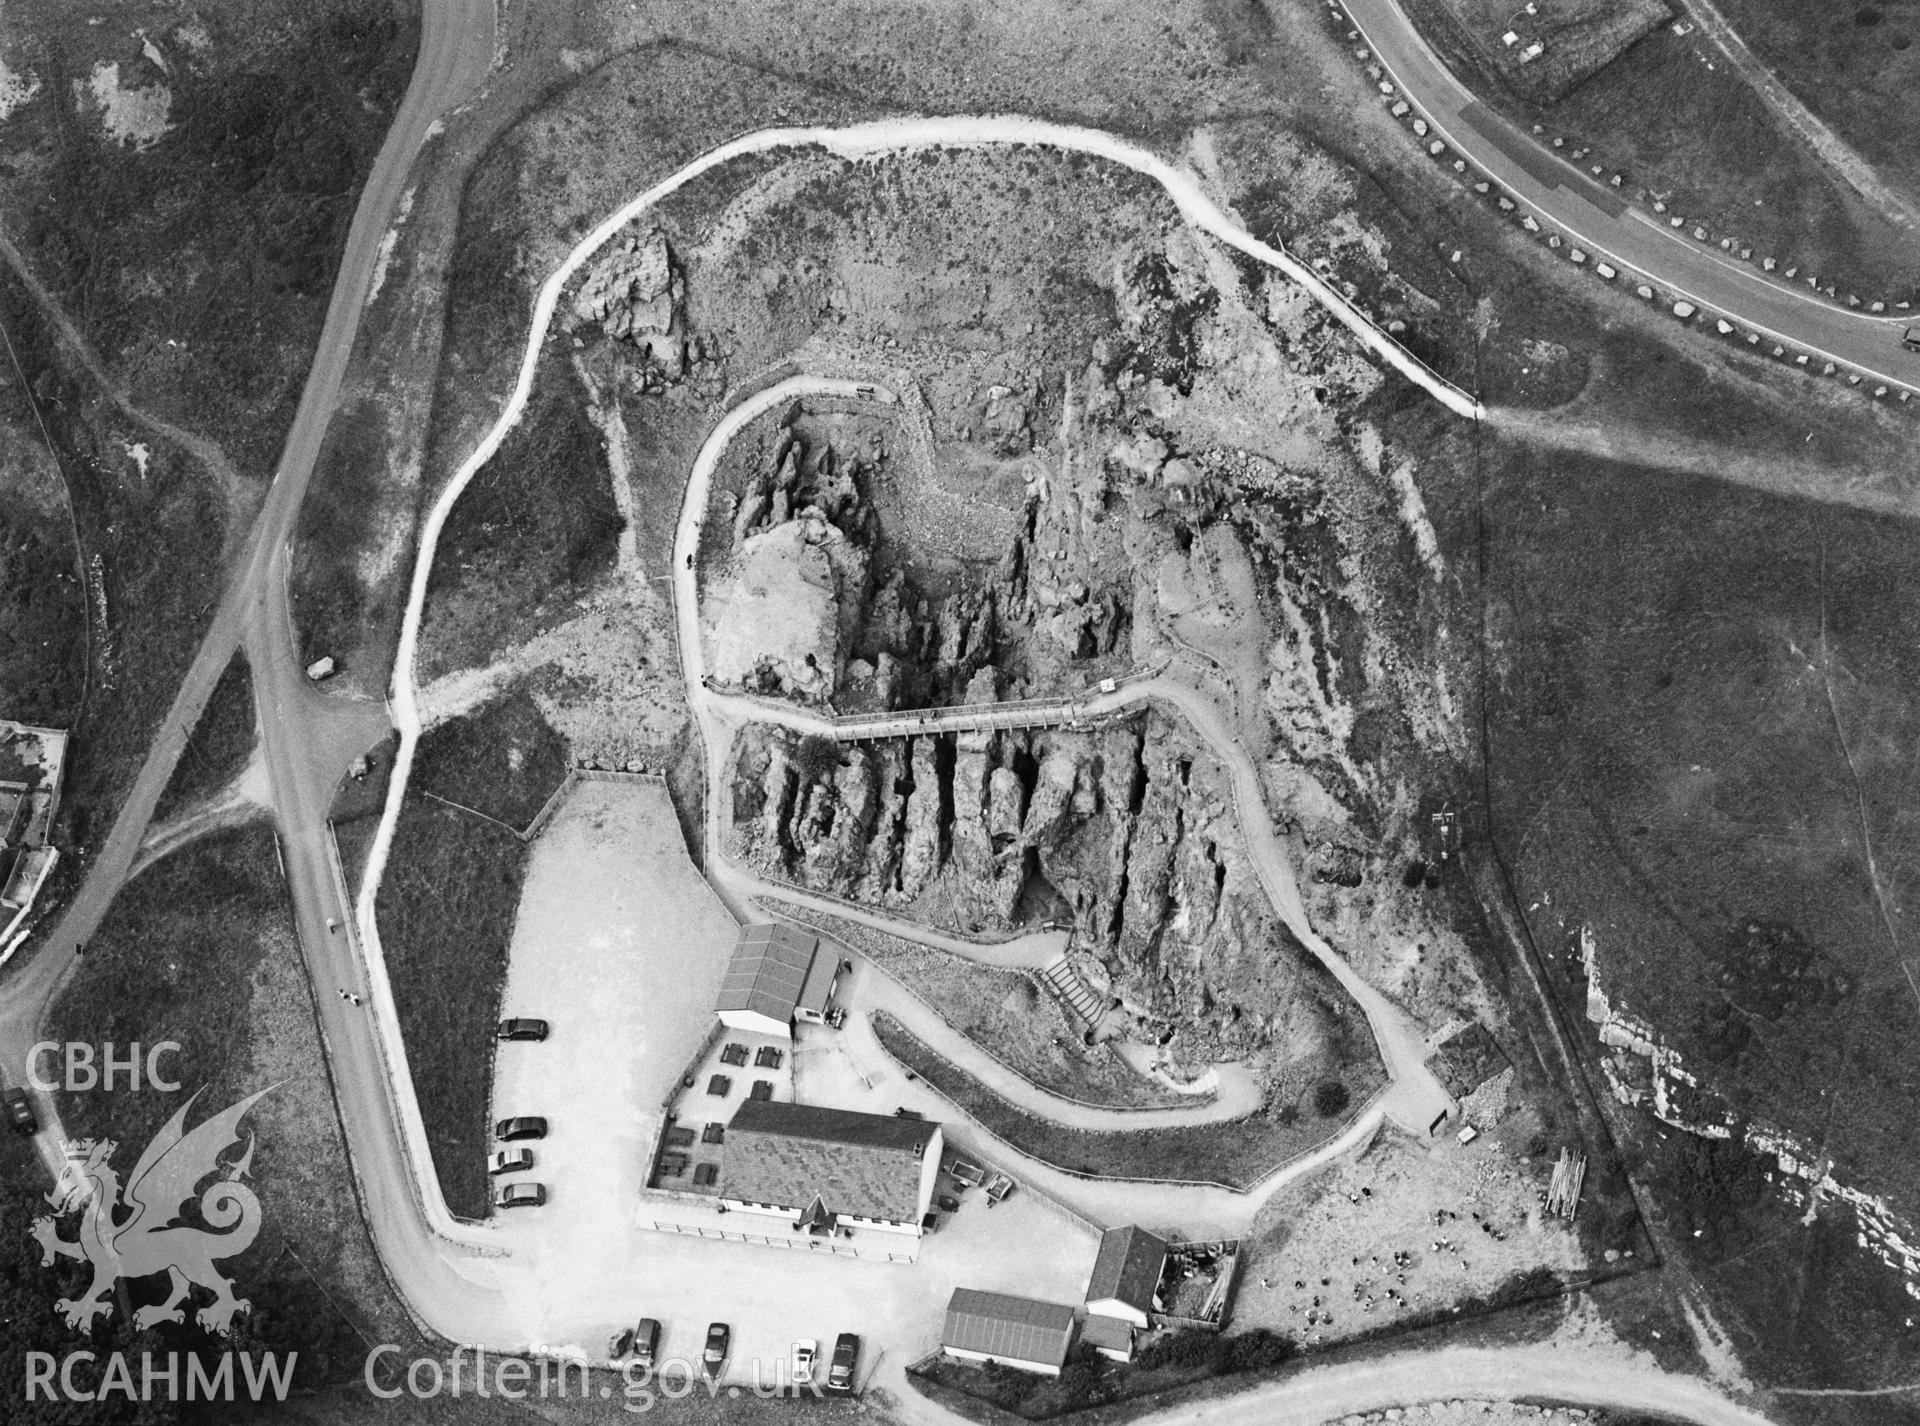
<box><xmin>1340</xmin><ymin>0</ymin><xmax>1920</xmax><ymax>396</ymax></box>
<box><xmin>0</xmin><ymin>0</ymin><xmax>498</xmax><ymax>1267</ymax></box>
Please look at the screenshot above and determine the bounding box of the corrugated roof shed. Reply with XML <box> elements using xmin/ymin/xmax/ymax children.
<box><xmin>796</xmin><ymin>943</ymin><xmax>840</xmax><ymax>1016</ymax></box>
<box><xmin>943</xmin><ymin>1289</ymin><xmax>1076</xmax><ymax>1369</ymax></box>
<box><xmin>716</xmin><ymin>923</ymin><xmax>821</xmax><ymax>1024</ymax></box>
<box><xmin>721</xmin><ymin>1100</ymin><xmax>937</xmax><ymax>1223</ymax></box>
<box><xmin>1086</xmin><ymin>1224</ymin><xmax>1168</xmax><ymax>1312</ymax></box>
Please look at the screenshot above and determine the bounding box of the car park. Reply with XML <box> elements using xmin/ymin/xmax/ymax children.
<box><xmin>633</xmin><ymin>1318</ymin><xmax>660</xmax><ymax>1370</ymax></box>
<box><xmin>487</xmin><ymin>1146</ymin><xmax>535</xmax><ymax>1175</ymax></box>
<box><xmin>792</xmin><ymin>1339</ymin><xmax>816</xmax><ymax>1386</ymax></box>
<box><xmin>494</xmin><ymin>1116</ymin><xmax>547</xmax><ymax>1141</ymax></box>
<box><xmin>495</xmin><ymin>1182</ymin><xmax>546</xmax><ymax>1209</ymax></box>
<box><xmin>702</xmin><ymin>1323</ymin><xmax>730</xmax><ymax>1377</ymax></box>
<box><xmin>827</xmin><ymin>1333</ymin><xmax>859</xmax><ymax>1393</ymax></box>
<box><xmin>3</xmin><ymin>1087</ymin><xmax>36</xmax><ymax>1136</ymax></box>
<box><xmin>497</xmin><ymin>1018</ymin><xmax>549</xmax><ymax>1041</ymax></box>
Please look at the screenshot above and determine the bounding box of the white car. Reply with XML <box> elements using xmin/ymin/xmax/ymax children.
<box><xmin>792</xmin><ymin>1339</ymin><xmax>817</xmax><ymax>1386</ymax></box>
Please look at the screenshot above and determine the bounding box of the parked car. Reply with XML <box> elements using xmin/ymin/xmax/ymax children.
<box><xmin>488</xmin><ymin>1147</ymin><xmax>535</xmax><ymax>1175</ymax></box>
<box><xmin>609</xmin><ymin>1327</ymin><xmax>634</xmax><ymax>1361</ymax></box>
<box><xmin>495</xmin><ymin>1182</ymin><xmax>546</xmax><ymax>1209</ymax></box>
<box><xmin>792</xmin><ymin>1339</ymin><xmax>817</xmax><ymax>1386</ymax></box>
<box><xmin>633</xmin><ymin>1318</ymin><xmax>660</xmax><ymax>1370</ymax></box>
<box><xmin>494</xmin><ymin>1116</ymin><xmax>547</xmax><ymax>1141</ymax></box>
<box><xmin>1904</xmin><ymin>325</ymin><xmax>1920</xmax><ymax>353</ymax></box>
<box><xmin>827</xmin><ymin>1333</ymin><xmax>860</xmax><ymax>1394</ymax></box>
<box><xmin>497</xmin><ymin>1018</ymin><xmax>549</xmax><ymax>1041</ymax></box>
<box><xmin>3</xmin><ymin>1087</ymin><xmax>36</xmax><ymax>1136</ymax></box>
<box><xmin>703</xmin><ymin>1323</ymin><xmax>731</xmax><ymax>1377</ymax></box>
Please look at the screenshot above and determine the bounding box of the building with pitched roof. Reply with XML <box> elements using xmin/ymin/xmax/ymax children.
<box><xmin>941</xmin><ymin>1289</ymin><xmax>1077</xmax><ymax>1376</ymax></box>
<box><xmin>718</xmin><ymin>1100</ymin><xmax>942</xmax><ymax>1249</ymax></box>
<box><xmin>1085</xmin><ymin>1224</ymin><xmax>1169</xmax><ymax>1328</ymax></box>
<box><xmin>715</xmin><ymin>923</ymin><xmax>844</xmax><ymax>1038</ymax></box>
<box><xmin>1078</xmin><ymin>1313</ymin><xmax>1134</xmax><ymax>1363</ymax></box>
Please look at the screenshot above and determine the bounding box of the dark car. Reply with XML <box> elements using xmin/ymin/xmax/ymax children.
<box><xmin>495</xmin><ymin>1181</ymin><xmax>546</xmax><ymax>1209</ymax></box>
<box><xmin>633</xmin><ymin>1318</ymin><xmax>660</xmax><ymax>1370</ymax></box>
<box><xmin>3</xmin><ymin>1087</ymin><xmax>36</xmax><ymax>1136</ymax></box>
<box><xmin>495</xmin><ymin>1116</ymin><xmax>548</xmax><ymax>1141</ymax></box>
<box><xmin>497</xmin><ymin>1018</ymin><xmax>549</xmax><ymax>1042</ymax></box>
<box><xmin>702</xmin><ymin>1323</ymin><xmax>730</xmax><ymax>1378</ymax></box>
<box><xmin>827</xmin><ymin>1333</ymin><xmax>859</xmax><ymax>1394</ymax></box>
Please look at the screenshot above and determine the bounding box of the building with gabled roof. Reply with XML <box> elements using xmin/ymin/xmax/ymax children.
<box><xmin>1078</xmin><ymin>1313</ymin><xmax>1134</xmax><ymax>1362</ymax></box>
<box><xmin>715</xmin><ymin>923</ymin><xmax>843</xmax><ymax>1037</ymax></box>
<box><xmin>941</xmin><ymin>1289</ymin><xmax>1077</xmax><ymax>1376</ymax></box>
<box><xmin>718</xmin><ymin>1099</ymin><xmax>942</xmax><ymax>1250</ymax></box>
<box><xmin>1085</xmin><ymin>1224</ymin><xmax>1168</xmax><ymax>1328</ymax></box>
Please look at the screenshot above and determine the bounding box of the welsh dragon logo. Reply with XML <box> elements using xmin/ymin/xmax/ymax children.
<box><xmin>29</xmin><ymin>1085</ymin><xmax>273</xmax><ymax>1336</ymax></box>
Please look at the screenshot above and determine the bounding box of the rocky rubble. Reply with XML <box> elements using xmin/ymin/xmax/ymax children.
<box><xmin>573</xmin><ymin>226</ymin><xmax>687</xmax><ymax>372</ymax></box>
<box><xmin>727</xmin><ymin>707</ymin><xmax>1368</xmax><ymax>1079</ymax></box>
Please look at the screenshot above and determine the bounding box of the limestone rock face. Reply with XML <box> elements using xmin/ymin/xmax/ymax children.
<box><xmin>704</xmin><ymin>519</ymin><xmax>848</xmax><ymax>700</ymax></box>
<box><xmin>726</xmin><ymin>714</ymin><xmax>1368</xmax><ymax>1074</ymax></box>
<box><xmin>900</xmin><ymin>736</ymin><xmax>944</xmax><ymax>901</ymax></box>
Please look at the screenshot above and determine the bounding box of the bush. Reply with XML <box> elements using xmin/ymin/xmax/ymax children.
<box><xmin>1314</xmin><ymin>1079</ymin><xmax>1352</xmax><ymax>1117</ymax></box>
<box><xmin>1135</xmin><ymin>1328</ymin><xmax>1220</xmax><ymax>1372</ymax></box>
<box><xmin>1219</xmin><ymin>1328</ymin><xmax>1292</xmax><ymax>1373</ymax></box>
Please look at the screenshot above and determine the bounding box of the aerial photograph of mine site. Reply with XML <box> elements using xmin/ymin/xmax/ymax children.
<box><xmin>0</xmin><ymin>0</ymin><xmax>1917</xmax><ymax>1423</ymax></box>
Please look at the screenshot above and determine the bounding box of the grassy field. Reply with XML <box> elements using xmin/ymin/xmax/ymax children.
<box><xmin>0</xmin><ymin>419</ymin><xmax>85</xmax><ymax>727</ymax></box>
<box><xmin>1714</xmin><ymin>0</ymin><xmax>1920</xmax><ymax>208</ymax></box>
<box><xmin>373</xmin><ymin>798</ymin><xmax>522</xmax><ymax>1219</ymax></box>
<box><xmin>771</xmin><ymin>904</ymin><xmax>1188</xmax><ymax>1110</ymax></box>
<box><xmin>0</xmin><ymin>0</ymin><xmax>418</xmax><ymax>474</ymax></box>
<box><xmin>0</xmin><ymin>268</ymin><xmax>229</xmax><ymax>864</ymax></box>
<box><xmin>153</xmin><ymin>651</ymin><xmax>255</xmax><ymax>819</ymax></box>
<box><xmin>43</xmin><ymin>827</ymin><xmax>410</xmax><ymax>1396</ymax></box>
<box><xmin>1477</xmin><ymin>426</ymin><xmax>1920</xmax><ymax>1191</ymax></box>
<box><xmin>411</xmin><ymin>687</ymin><xmax>571</xmax><ymax>827</ymax></box>
<box><xmin>292</xmin><ymin>396</ymin><xmax>395</xmax><ymax>674</ymax></box>
<box><xmin>414</xmin><ymin>360</ymin><xmax>624</xmax><ymax>681</ymax></box>
<box><xmin>371</xmin><ymin>697</ymin><xmax>569</xmax><ymax>1216</ymax></box>
<box><xmin>872</xmin><ymin>1012</ymin><xmax>1382</xmax><ymax>1189</ymax></box>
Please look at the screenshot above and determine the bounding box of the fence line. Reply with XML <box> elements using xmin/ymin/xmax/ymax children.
<box><xmin>871</xmin><ymin>1010</ymin><xmax>1388</xmax><ymax>1197</ymax></box>
<box><xmin>767</xmin><ymin>899</ymin><xmax>1210</xmax><ymax>1118</ymax></box>
<box><xmin>419</xmin><ymin>766</ymin><xmax>669</xmax><ymax>846</ymax></box>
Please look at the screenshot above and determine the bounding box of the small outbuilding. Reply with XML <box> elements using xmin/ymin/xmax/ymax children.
<box><xmin>1079</xmin><ymin>1314</ymin><xmax>1134</xmax><ymax>1363</ymax></box>
<box><xmin>1085</xmin><ymin>1224</ymin><xmax>1169</xmax><ymax>1329</ymax></box>
<box><xmin>715</xmin><ymin>923</ymin><xmax>843</xmax><ymax>1038</ymax></box>
<box><xmin>942</xmin><ymin>1289</ymin><xmax>1077</xmax><ymax>1376</ymax></box>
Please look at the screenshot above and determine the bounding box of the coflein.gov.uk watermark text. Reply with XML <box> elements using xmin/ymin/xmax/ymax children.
<box><xmin>366</xmin><ymin>1346</ymin><xmax>831</xmax><ymax>1411</ymax></box>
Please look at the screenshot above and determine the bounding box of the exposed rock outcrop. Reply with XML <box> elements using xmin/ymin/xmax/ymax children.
<box><xmin>574</xmin><ymin>227</ymin><xmax>686</xmax><ymax>372</ymax></box>
<box><xmin>727</xmin><ymin>713</ymin><xmax>1367</xmax><ymax>1080</ymax></box>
